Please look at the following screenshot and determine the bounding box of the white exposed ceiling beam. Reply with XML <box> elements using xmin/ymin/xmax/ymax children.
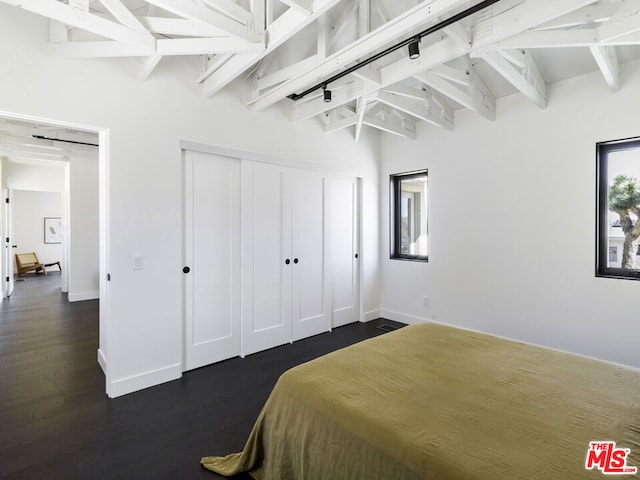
<box><xmin>351</xmin><ymin>65</ymin><xmax>382</xmax><ymax>87</ymax></box>
<box><xmin>415</xmin><ymin>59</ymin><xmax>495</xmax><ymax>122</ymax></box>
<box><xmin>197</xmin><ymin>0</ymin><xmax>254</xmax><ymax>24</ymax></box>
<box><xmin>376</xmin><ymin>90</ymin><xmax>453</xmax><ymax>130</ymax></box>
<box><xmin>251</xmin><ymin>0</ymin><xmax>265</xmax><ymax>31</ymax></box>
<box><xmin>50</xmin><ymin>20</ymin><xmax>68</xmax><ymax>43</ymax></box>
<box><xmin>492</xmin><ymin>29</ymin><xmax>597</xmax><ymax>49</ymax></box>
<box><xmin>137</xmin><ymin>55</ymin><xmax>163</xmax><ymax>80</ymax></box>
<box><xmin>532</xmin><ymin>4</ymin><xmax>618</xmax><ymax>31</ymax></box>
<box><xmin>358</xmin><ymin>0</ymin><xmax>370</xmax><ymax>37</ymax></box>
<box><xmin>491</xmin><ymin>25</ymin><xmax>640</xmax><ymax>50</ymax></box>
<box><xmin>597</xmin><ymin>0</ymin><xmax>640</xmax><ymax>43</ymax></box>
<box><xmin>429</xmin><ymin>63</ymin><xmax>470</xmax><ymax>87</ymax></box>
<box><xmin>363</xmin><ymin>108</ymin><xmax>416</xmax><ymax>139</ymax></box>
<box><xmin>480</xmin><ymin>49</ymin><xmax>547</xmax><ymax>108</ymax></box>
<box><xmin>291</xmin><ymin>36</ymin><xmax>468</xmax><ymax>123</ymax></box>
<box><xmin>157</xmin><ymin>38</ymin><xmax>263</xmax><ymax>55</ymax></box>
<box><xmin>140</xmin><ymin>16</ymin><xmax>226</xmax><ymax>37</ymax></box>
<box><xmin>196</xmin><ymin>54</ymin><xmax>233</xmax><ymax>84</ymax></box>
<box><xmin>143</xmin><ymin>0</ymin><xmax>257</xmax><ymax>42</ymax></box>
<box><xmin>201</xmin><ymin>0</ymin><xmax>343</xmax><ymax>98</ymax></box>
<box><xmin>255</xmin><ymin>55</ymin><xmax>320</xmax><ymax>92</ymax></box>
<box><xmin>472</xmin><ymin>0</ymin><xmax>600</xmax><ymax>54</ymax></box>
<box><xmin>317</xmin><ymin>14</ymin><xmax>328</xmax><ymax>59</ymax></box>
<box><xmin>248</xmin><ymin>0</ymin><xmax>473</xmax><ymax>111</ymax></box>
<box><xmin>443</xmin><ymin>22</ymin><xmax>471</xmax><ymax>49</ymax></box>
<box><xmin>3</xmin><ymin>0</ymin><xmax>155</xmax><ymax>47</ymax></box>
<box><xmin>268</xmin><ymin>0</ymin><xmax>608</xmax><ymax>122</ymax></box>
<box><xmin>354</xmin><ymin>96</ymin><xmax>368</xmax><ymax>141</ymax></box>
<box><xmin>279</xmin><ymin>0</ymin><xmax>313</xmax><ymax>16</ymax></box>
<box><xmin>371</xmin><ymin>0</ymin><xmax>390</xmax><ymax>24</ymax></box>
<box><xmin>98</xmin><ymin>0</ymin><xmax>152</xmax><ymax>37</ymax></box>
<box><xmin>323</xmin><ymin>107</ymin><xmax>358</xmax><ymax>133</ymax></box>
<box><xmin>590</xmin><ymin>45</ymin><xmax>620</xmax><ymax>92</ymax></box>
<box><xmin>45</xmin><ymin>38</ymin><xmax>263</xmax><ymax>57</ymax></box>
<box><xmin>328</xmin><ymin>1</ymin><xmax>358</xmax><ymax>50</ymax></box>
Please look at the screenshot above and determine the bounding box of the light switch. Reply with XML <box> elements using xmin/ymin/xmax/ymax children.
<box><xmin>132</xmin><ymin>254</ymin><xmax>144</xmax><ymax>271</ymax></box>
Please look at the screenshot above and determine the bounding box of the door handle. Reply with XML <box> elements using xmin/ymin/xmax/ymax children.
<box><xmin>12</xmin><ymin>245</ymin><xmax>17</xmax><ymax>249</ymax></box>
<box><xmin>293</xmin><ymin>258</ymin><xmax>299</xmax><ymax>264</ymax></box>
<box><xmin>285</xmin><ymin>259</ymin><xmax>291</xmax><ymax>265</ymax></box>
<box><xmin>183</xmin><ymin>266</ymin><xmax>191</xmax><ymax>274</ymax></box>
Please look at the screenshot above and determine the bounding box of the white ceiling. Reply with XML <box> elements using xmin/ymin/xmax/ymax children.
<box><xmin>1</xmin><ymin>0</ymin><xmax>640</xmax><ymax>154</ymax></box>
<box><xmin>0</xmin><ymin>117</ymin><xmax>99</xmax><ymax>166</ymax></box>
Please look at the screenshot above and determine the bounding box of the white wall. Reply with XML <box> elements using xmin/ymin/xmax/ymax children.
<box><xmin>380</xmin><ymin>60</ymin><xmax>640</xmax><ymax>369</ymax></box>
<box><xmin>12</xmin><ymin>190</ymin><xmax>62</xmax><ymax>267</ymax></box>
<box><xmin>69</xmin><ymin>153</ymin><xmax>99</xmax><ymax>302</ymax></box>
<box><xmin>0</xmin><ymin>6</ymin><xmax>380</xmax><ymax>396</ymax></box>
<box><xmin>4</xmin><ymin>161</ymin><xmax>65</xmax><ymax>192</ymax></box>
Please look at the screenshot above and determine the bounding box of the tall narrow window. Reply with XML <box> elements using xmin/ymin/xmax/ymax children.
<box><xmin>390</xmin><ymin>170</ymin><xmax>428</xmax><ymax>261</ymax></box>
<box><xmin>596</xmin><ymin>136</ymin><xmax>640</xmax><ymax>280</ymax></box>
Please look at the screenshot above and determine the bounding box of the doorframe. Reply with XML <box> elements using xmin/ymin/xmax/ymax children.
<box><xmin>0</xmin><ymin>109</ymin><xmax>112</xmax><ymax>396</ymax></box>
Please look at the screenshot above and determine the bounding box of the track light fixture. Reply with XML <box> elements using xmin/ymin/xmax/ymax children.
<box><xmin>323</xmin><ymin>85</ymin><xmax>332</xmax><ymax>103</ymax></box>
<box><xmin>287</xmin><ymin>0</ymin><xmax>501</xmax><ymax>102</ymax></box>
<box><xmin>408</xmin><ymin>37</ymin><xmax>421</xmax><ymax>60</ymax></box>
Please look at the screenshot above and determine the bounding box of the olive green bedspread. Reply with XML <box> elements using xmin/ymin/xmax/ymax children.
<box><xmin>201</xmin><ymin>323</ymin><xmax>640</xmax><ymax>479</ymax></box>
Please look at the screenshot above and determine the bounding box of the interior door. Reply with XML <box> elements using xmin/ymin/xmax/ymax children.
<box><xmin>330</xmin><ymin>176</ymin><xmax>360</xmax><ymax>327</ymax></box>
<box><xmin>241</xmin><ymin>161</ymin><xmax>292</xmax><ymax>356</ymax></box>
<box><xmin>183</xmin><ymin>150</ymin><xmax>240</xmax><ymax>371</ymax></box>
<box><xmin>3</xmin><ymin>188</ymin><xmax>14</xmax><ymax>298</ymax></box>
<box><xmin>291</xmin><ymin>169</ymin><xmax>330</xmax><ymax>341</ymax></box>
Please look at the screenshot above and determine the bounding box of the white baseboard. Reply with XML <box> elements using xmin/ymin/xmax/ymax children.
<box><xmin>68</xmin><ymin>291</ymin><xmax>99</xmax><ymax>302</ymax></box>
<box><xmin>97</xmin><ymin>349</ymin><xmax>107</xmax><ymax>375</ymax></box>
<box><xmin>108</xmin><ymin>363</ymin><xmax>182</xmax><ymax>398</ymax></box>
<box><xmin>380</xmin><ymin>309</ymin><xmax>432</xmax><ymax>325</ymax></box>
<box><xmin>364</xmin><ymin>310</ymin><xmax>382</xmax><ymax>322</ymax></box>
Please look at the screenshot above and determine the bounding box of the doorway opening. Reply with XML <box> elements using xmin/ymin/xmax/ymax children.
<box><xmin>0</xmin><ymin>110</ymin><xmax>110</xmax><ymax>395</ymax></box>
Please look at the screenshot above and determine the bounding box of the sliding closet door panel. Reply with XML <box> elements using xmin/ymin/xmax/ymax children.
<box><xmin>183</xmin><ymin>151</ymin><xmax>240</xmax><ymax>371</ymax></box>
<box><xmin>241</xmin><ymin>161</ymin><xmax>292</xmax><ymax>356</ymax></box>
<box><xmin>330</xmin><ymin>176</ymin><xmax>360</xmax><ymax>327</ymax></box>
<box><xmin>291</xmin><ymin>170</ymin><xmax>330</xmax><ymax>341</ymax></box>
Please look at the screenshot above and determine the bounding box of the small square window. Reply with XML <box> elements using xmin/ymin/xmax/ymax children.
<box><xmin>390</xmin><ymin>170</ymin><xmax>428</xmax><ymax>261</ymax></box>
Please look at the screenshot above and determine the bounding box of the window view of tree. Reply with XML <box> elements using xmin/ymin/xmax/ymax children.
<box><xmin>597</xmin><ymin>137</ymin><xmax>640</xmax><ymax>279</ymax></box>
<box><xmin>608</xmin><ymin>175</ymin><xmax>640</xmax><ymax>269</ymax></box>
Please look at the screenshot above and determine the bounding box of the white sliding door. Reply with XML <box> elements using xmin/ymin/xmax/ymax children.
<box><xmin>291</xmin><ymin>170</ymin><xmax>330</xmax><ymax>341</ymax></box>
<box><xmin>242</xmin><ymin>161</ymin><xmax>330</xmax><ymax>355</ymax></box>
<box><xmin>330</xmin><ymin>176</ymin><xmax>360</xmax><ymax>327</ymax></box>
<box><xmin>241</xmin><ymin>161</ymin><xmax>292</xmax><ymax>355</ymax></box>
<box><xmin>183</xmin><ymin>150</ymin><xmax>240</xmax><ymax>371</ymax></box>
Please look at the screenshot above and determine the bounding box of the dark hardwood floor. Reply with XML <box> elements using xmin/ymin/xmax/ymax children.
<box><xmin>0</xmin><ymin>273</ymin><xmax>402</xmax><ymax>480</ymax></box>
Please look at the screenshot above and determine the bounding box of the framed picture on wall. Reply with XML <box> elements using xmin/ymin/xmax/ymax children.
<box><xmin>44</xmin><ymin>217</ymin><xmax>62</xmax><ymax>244</ymax></box>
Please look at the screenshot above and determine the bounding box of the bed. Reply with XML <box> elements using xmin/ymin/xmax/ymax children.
<box><xmin>201</xmin><ymin>323</ymin><xmax>640</xmax><ymax>479</ymax></box>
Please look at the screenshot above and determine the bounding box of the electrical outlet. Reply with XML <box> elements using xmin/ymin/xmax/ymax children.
<box><xmin>423</xmin><ymin>296</ymin><xmax>430</xmax><ymax>307</ymax></box>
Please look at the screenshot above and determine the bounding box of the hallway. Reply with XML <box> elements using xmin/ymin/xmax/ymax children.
<box><xmin>0</xmin><ymin>272</ymin><xmax>102</xmax><ymax>478</ymax></box>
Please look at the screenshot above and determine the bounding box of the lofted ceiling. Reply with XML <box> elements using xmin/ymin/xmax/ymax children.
<box><xmin>1</xmin><ymin>0</ymin><xmax>640</xmax><ymax>151</ymax></box>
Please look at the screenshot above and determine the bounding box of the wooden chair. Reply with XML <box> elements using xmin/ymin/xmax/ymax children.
<box><xmin>15</xmin><ymin>252</ymin><xmax>47</xmax><ymax>276</ymax></box>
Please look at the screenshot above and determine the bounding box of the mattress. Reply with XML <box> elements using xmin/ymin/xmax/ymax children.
<box><xmin>202</xmin><ymin>323</ymin><xmax>640</xmax><ymax>479</ymax></box>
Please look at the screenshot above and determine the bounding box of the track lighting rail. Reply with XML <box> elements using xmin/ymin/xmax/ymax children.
<box><xmin>287</xmin><ymin>0</ymin><xmax>501</xmax><ymax>102</ymax></box>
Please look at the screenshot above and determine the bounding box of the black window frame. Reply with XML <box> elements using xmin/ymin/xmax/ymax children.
<box><xmin>596</xmin><ymin>135</ymin><xmax>640</xmax><ymax>280</ymax></box>
<box><xmin>390</xmin><ymin>170</ymin><xmax>429</xmax><ymax>262</ymax></box>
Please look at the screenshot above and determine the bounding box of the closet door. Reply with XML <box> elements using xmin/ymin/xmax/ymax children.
<box><xmin>183</xmin><ymin>150</ymin><xmax>240</xmax><ymax>371</ymax></box>
<box><xmin>291</xmin><ymin>170</ymin><xmax>330</xmax><ymax>341</ymax></box>
<box><xmin>330</xmin><ymin>176</ymin><xmax>360</xmax><ymax>327</ymax></box>
<box><xmin>241</xmin><ymin>161</ymin><xmax>292</xmax><ymax>356</ymax></box>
